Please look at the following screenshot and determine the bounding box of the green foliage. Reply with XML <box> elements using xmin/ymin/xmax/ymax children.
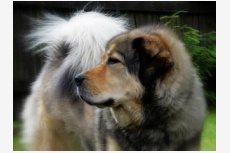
<box><xmin>160</xmin><ymin>11</ymin><xmax>216</xmax><ymax>107</ymax></box>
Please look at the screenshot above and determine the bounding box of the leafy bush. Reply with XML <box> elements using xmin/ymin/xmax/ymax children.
<box><xmin>160</xmin><ymin>11</ymin><xmax>216</xmax><ymax>107</ymax></box>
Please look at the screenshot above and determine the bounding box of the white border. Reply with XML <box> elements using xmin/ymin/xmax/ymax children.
<box><xmin>0</xmin><ymin>0</ymin><xmax>222</xmax><ymax>153</ymax></box>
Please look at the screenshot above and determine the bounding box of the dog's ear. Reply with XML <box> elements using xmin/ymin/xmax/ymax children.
<box><xmin>132</xmin><ymin>35</ymin><xmax>173</xmax><ymax>85</ymax></box>
<box><xmin>132</xmin><ymin>35</ymin><xmax>173</xmax><ymax>65</ymax></box>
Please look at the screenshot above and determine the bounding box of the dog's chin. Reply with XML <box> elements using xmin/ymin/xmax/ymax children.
<box><xmin>79</xmin><ymin>95</ymin><xmax>115</xmax><ymax>108</ymax></box>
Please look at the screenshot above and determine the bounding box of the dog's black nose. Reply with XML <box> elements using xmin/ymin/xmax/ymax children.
<box><xmin>75</xmin><ymin>75</ymin><xmax>85</xmax><ymax>86</ymax></box>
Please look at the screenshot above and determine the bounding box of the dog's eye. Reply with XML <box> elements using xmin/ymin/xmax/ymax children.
<box><xmin>107</xmin><ymin>58</ymin><xmax>121</xmax><ymax>65</ymax></box>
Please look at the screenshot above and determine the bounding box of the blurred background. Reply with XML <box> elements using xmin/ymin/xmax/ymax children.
<box><xmin>13</xmin><ymin>1</ymin><xmax>216</xmax><ymax>151</ymax></box>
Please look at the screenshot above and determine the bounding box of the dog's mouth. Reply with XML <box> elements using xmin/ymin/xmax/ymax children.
<box><xmin>77</xmin><ymin>85</ymin><xmax>116</xmax><ymax>108</ymax></box>
<box><xmin>79</xmin><ymin>94</ymin><xmax>115</xmax><ymax>108</ymax></box>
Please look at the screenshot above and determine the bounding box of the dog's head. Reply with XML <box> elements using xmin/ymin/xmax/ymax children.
<box><xmin>76</xmin><ymin>26</ymin><xmax>174</xmax><ymax>127</ymax></box>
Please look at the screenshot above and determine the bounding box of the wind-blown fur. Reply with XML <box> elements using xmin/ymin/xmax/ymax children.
<box><xmin>25</xmin><ymin>11</ymin><xmax>128</xmax><ymax>70</ymax></box>
<box><xmin>22</xmin><ymin>11</ymin><xmax>128</xmax><ymax>150</ymax></box>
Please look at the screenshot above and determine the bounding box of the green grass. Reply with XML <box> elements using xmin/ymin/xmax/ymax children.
<box><xmin>13</xmin><ymin>120</ymin><xmax>25</xmax><ymax>151</ymax></box>
<box><xmin>13</xmin><ymin>110</ymin><xmax>216</xmax><ymax>151</ymax></box>
<box><xmin>201</xmin><ymin>109</ymin><xmax>216</xmax><ymax>151</ymax></box>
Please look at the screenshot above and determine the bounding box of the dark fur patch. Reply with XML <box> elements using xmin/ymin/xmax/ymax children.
<box><xmin>132</xmin><ymin>36</ymin><xmax>173</xmax><ymax>86</ymax></box>
<box><xmin>47</xmin><ymin>42</ymin><xmax>71</xmax><ymax>63</ymax></box>
<box><xmin>55</xmin><ymin>67</ymin><xmax>79</xmax><ymax>100</ymax></box>
<box><xmin>176</xmin><ymin>132</ymin><xmax>201</xmax><ymax>150</ymax></box>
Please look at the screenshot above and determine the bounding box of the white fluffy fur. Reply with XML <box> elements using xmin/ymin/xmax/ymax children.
<box><xmin>22</xmin><ymin>11</ymin><xmax>129</xmax><ymax>147</ymax></box>
<box><xmin>26</xmin><ymin>10</ymin><xmax>129</xmax><ymax>70</ymax></box>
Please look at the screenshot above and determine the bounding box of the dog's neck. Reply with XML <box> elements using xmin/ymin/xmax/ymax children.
<box><xmin>109</xmin><ymin>99</ymin><xmax>143</xmax><ymax>128</ymax></box>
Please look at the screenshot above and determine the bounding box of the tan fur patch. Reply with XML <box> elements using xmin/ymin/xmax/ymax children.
<box><xmin>143</xmin><ymin>34</ymin><xmax>173</xmax><ymax>63</ymax></box>
<box><xmin>84</xmin><ymin>64</ymin><xmax>108</xmax><ymax>95</ymax></box>
<box><xmin>32</xmin><ymin>100</ymin><xmax>72</xmax><ymax>150</ymax></box>
<box><xmin>106</xmin><ymin>135</ymin><xmax>122</xmax><ymax>151</ymax></box>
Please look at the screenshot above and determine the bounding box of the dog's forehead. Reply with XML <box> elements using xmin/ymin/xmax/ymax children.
<box><xmin>106</xmin><ymin>34</ymin><xmax>134</xmax><ymax>58</ymax></box>
<box><xmin>106</xmin><ymin>44</ymin><xmax>116</xmax><ymax>55</ymax></box>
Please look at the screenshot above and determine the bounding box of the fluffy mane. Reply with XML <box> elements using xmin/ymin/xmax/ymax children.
<box><xmin>25</xmin><ymin>10</ymin><xmax>129</xmax><ymax>71</ymax></box>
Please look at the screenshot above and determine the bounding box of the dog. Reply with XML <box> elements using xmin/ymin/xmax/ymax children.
<box><xmin>22</xmin><ymin>11</ymin><xmax>206</xmax><ymax>151</ymax></box>
<box><xmin>75</xmin><ymin>25</ymin><xmax>207</xmax><ymax>150</ymax></box>
<box><xmin>21</xmin><ymin>11</ymin><xmax>128</xmax><ymax>150</ymax></box>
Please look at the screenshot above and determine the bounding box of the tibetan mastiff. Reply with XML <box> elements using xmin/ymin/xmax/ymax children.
<box><xmin>22</xmin><ymin>11</ymin><xmax>206</xmax><ymax>151</ymax></box>
<box><xmin>75</xmin><ymin>25</ymin><xmax>207</xmax><ymax>150</ymax></box>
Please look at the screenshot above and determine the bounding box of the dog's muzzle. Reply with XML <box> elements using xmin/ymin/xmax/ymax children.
<box><xmin>75</xmin><ymin>74</ymin><xmax>115</xmax><ymax>108</ymax></box>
